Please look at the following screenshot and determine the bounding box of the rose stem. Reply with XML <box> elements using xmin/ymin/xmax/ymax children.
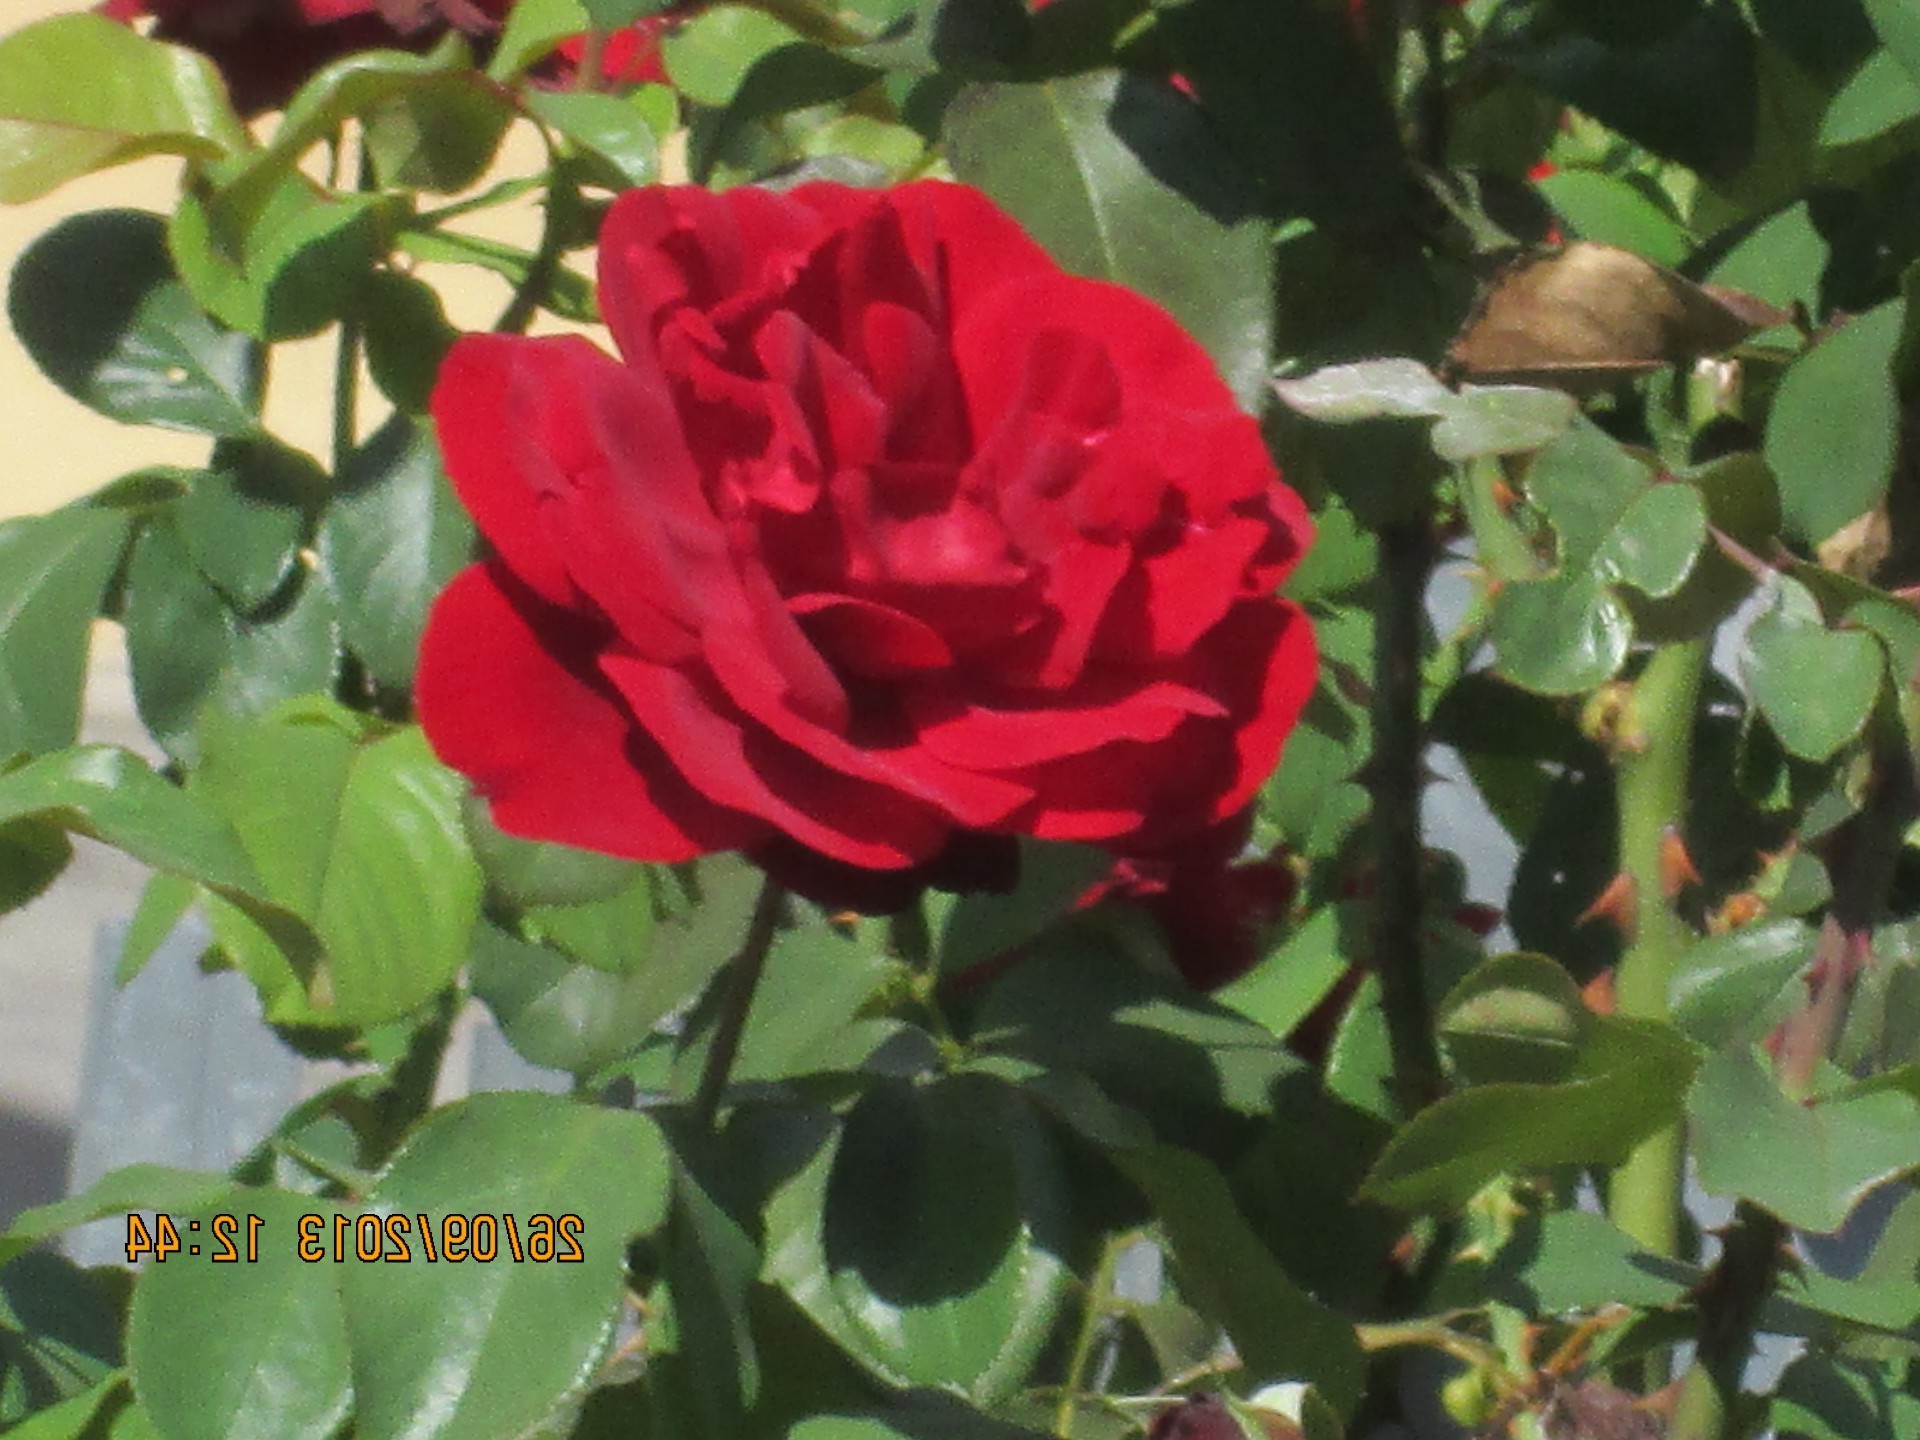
<box><xmin>1606</xmin><ymin>637</ymin><xmax>1708</xmax><ymax>1276</ymax></box>
<box><xmin>1372</xmin><ymin>512</ymin><xmax>1444</xmax><ymax>1115</ymax></box>
<box><xmin>1667</xmin><ymin>720</ymin><xmax>1917</xmax><ymax>1440</ymax></box>
<box><xmin>691</xmin><ymin>877</ymin><xmax>788</xmax><ymax>1128</ymax></box>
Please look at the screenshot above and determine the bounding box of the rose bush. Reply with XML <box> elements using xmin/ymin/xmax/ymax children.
<box><xmin>418</xmin><ymin>180</ymin><xmax>1316</xmax><ymax>908</ymax></box>
<box><xmin>96</xmin><ymin>0</ymin><xmax>680</xmax><ymax>112</ymax></box>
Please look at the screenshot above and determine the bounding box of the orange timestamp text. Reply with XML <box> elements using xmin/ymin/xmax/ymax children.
<box><xmin>125</xmin><ymin>1211</ymin><xmax>585</xmax><ymax>1264</ymax></box>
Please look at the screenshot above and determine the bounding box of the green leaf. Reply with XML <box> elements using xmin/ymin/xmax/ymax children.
<box><xmin>463</xmin><ymin>797</ymin><xmax>640</xmax><ymax>908</ymax></box>
<box><xmin>174</xmin><ymin>441</ymin><xmax>319</xmax><ymax>614</ymax></box>
<box><xmin>1865</xmin><ymin>0</ymin><xmax>1920</xmax><ymax>87</ymax></box>
<box><xmin>118</xmin><ymin>871</ymin><xmax>198</xmax><ymax>985</ymax></box>
<box><xmin>358</xmin><ymin>271</ymin><xmax>459</xmax><ymax>415</ymax></box>
<box><xmin>933</xmin><ymin>840</ymin><xmax>1112</xmax><ymax>977</ymax></box>
<box><xmin>0</xmin><ymin>15</ymin><xmax>247</xmax><ymax>202</ymax></box>
<box><xmin>765</xmin><ymin>1077</ymin><xmax>1072</xmax><ymax>1403</ymax></box>
<box><xmin>0</xmin><ymin>1252</ymin><xmax>126</xmax><ymax>1423</ymax></box>
<box><xmin>1488</xmin><ymin>1210</ymin><xmax>1696</xmax><ymax>1314</ymax></box>
<box><xmin>1594</xmin><ymin>483</ymin><xmax>1707</xmax><ymax>599</ymax></box>
<box><xmin>658</xmin><ymin>1161</ymin><xmax>761</xmax><ymax>1435</ymax></box>
<box><xmin>126</xmin><ymin>1190</ymin><xmax>353</xmax><ymax>1440</ymax></box>
<box><xmin>1770</xmin><ymin>1353</ymin><xmax>1920</xmax><ymax>1440</ymax></box>
<box><xmin>1708</xmin><ymin>200</ymin><xmax>1829</xmax><ymax>311</ymax></box>
<box><xmin>0</xmin><ymin>747</ymin><xmax>258</xmax><ymax>897</ymax></box>
<box><xmin>1527</xmin><ymin>417</ymin><xmax>1660</xmax><ymax>567</ymax></box>
<box><xmin>1212</xmin><ymin>904</ymin><xmax>1352</xmax><ymax>1041</ymax></box>
<box><xmin>361</xmin><ymin>70</ymin><xmax>513</xmax><ymax>194</ymax></box>
<box><xmin>1430</xmin><ymin>387</ymin><xmax>1580</xmax><ymax>461</ymax></box>
<box><xmin>1690</xmin><ymin>1045</ymin><xmax>1920</xmax><ymax>1232</ymax></box>
<box><xmin>1</xmin><ymin>1375</ymin><xmax>127</xmax><ymax>1440</ymax></box>
<box><xmin>945</xmin><ymin>69</ymin><xmax>1274</xmax><ymax>414</ymax></box>
<box><xmin>1157</xmin><ymin>0</ymin><xmax>1410</xmax><ymax>230</ymax></box>
<box><xmin>526</xmin><ymin>89</ymin><xmax>660</xmax><ymax>188</ymax></box>
<box><xmin>472</xmin><ymin>924</ymin><xmax>683</xmax><ymax>1077</ymax></box>
<box><xmin>345</xmin><ymin>1093</ymin><xmax>672</xmax><ymax>1440</ymax></box>
<box><xmin>1490</xmin><ymin>571</ymin><xmax>1632</xmax><ymax>695</ymax></box>
<box><xmin>0</xmin><ymin>508</ymin><xmax>128</xmax><ymax>760</ymax></box>
<box><xmin>196</xmin><ymin>712</ymin><xmax>481</xmax><ymax>1025</ymax></box>
<box><xmin>1766</xmin><ymin>299</ymin><xmax>1905</xmax><ymax>544</ymax></box>
<box><xmin>316</xmin><ymin>417</ymin><xmax>474</xmax><ymax>689</ymax></box>
<box><xmin>1363</xmin><ymin>1017</ymin><xmax>1698</xmax><ymax>1211</ymax></box>
<box><xmin>9</xmin><ymin>209</ymin><xmax>260</xmax><ymax>437</ymax></box>
<box><xmin>663</xmin><ymin>5</ymin><xmax>805</xmax><ymax>106</ymax></box>
<box><xmin>1438</xmin><ymin>952</ymin><xmax>1590</xmax><ymax>1088</ymax></box>
<box><xmin>122</xmin><ymin>520</ymin><xmax>339</xmax><ymax>764</ymax></box>
<box><xmin>2</xmin><ymin>1164</ymin><xmax>236</xmax><ymax>1266</ymax></box>
<box><xmin>1113</xmin><ymin>1146</ymin><xmax>1364</xmax><ymax>1414</ymax></box>
<box><xmin>492</xmin><ymin>0</ymin><xmax>594</xmax><ymax>81</ymax></box>
<box><xmin>394</xmin><ymin>228</ymin><xmax>596</xmax><ymax>322</ymax></box>
<box><xmin>1821</xmin><ymin>48</ymin><xmax>1920</xmax><ymax>149</ymax></box>
<box><xmin>1273</xmin><ymin>359</ymin><xmax>1452</xmax><ymax>421</ymax></box>
<box><xmin>1669</xmin><ymin>919</ymin><xmax>1814</xmax><ymax>1047</ymax></box>
<box><xmin>1745</xmin><ymin>577</ymin><xmax>1884</xmax><ymax>761</ymax></box>
<box><xmin>1536</xmin><ymin>169</ymin><xmax>1690</xmax><ymax>266</ymax></box>
<box><xmin>169</xmin><ymin>178</ymin><xmax>385</xmax><ymax>342</ymax></box>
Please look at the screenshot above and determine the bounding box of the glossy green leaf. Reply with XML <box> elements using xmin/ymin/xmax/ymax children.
<box><xmin>173</xmin><ymin>441</ymin><xmax>319</xmax><ymax>614</ymax></box>
<box><xmin>196</xmin><ymin>712</ymin><xmax>481</xmax><ymax>1025</ymax></box>
<box><xmin>945</xmin><ymin>69</ymin><xmax>1274</xmax><ymax>414</ymax></box>
<box><xmin>1526</xmin><ymin>417</ymin><xmax>1659</xmax><ymax>567</ymax></box>
<box><xmin>122</xmin><ymin>521</ymin><xmax>338</xmax><ymax>764</ymax></box>
<box><xmin>1669</xmin><ymin>919</ymin><xmax>1814</xmax><ymax>1047</ymax></box>
<box><xmin>462</xmin><ymin>798</ymin><xmax>639</xmax><ymax>909</ymax></box>
<box><xmin>1535</xmin><ymin>169</ymin><xmax>1690</xmax><ymax>266</ymax></box>
<box><xmin>1690</xmin><ymin>1045</ymin><xmax>1920</xmax><ymax>1232</ymax></box>
<box><xmin>1363</xmin><ymin>1017</ymin><xmax>1698</xmax><ymax>1211</ymax></box>
<box><xmin>1594</xmin><ymin>483</ymin><xmax>1707</xmax><ymax>599</ymax></box>
<box><xmin>8</xmin><ymin>209</ymin><xmax>260</xmax><ymax>437</ymax></box>
<box><xmin>0</xmin><ymin>747</ymin><xmax>258</xmax><ymax>897</ymax></box>
<box><xmin>169</xmin><ymin>179</ymin><xmax>384</xmax><ymax>342</ymax></box>
<box><xmin>526</xmin><ymin>90</ymin><xmax>660</xmax><ymax>189</ymax></box>
<box><xmin>0</xmin><ymin>508</ymin><xmax>129</xmax><ymax>760</ymax></box>
<box><xmin>491</xmin><ymin>0</ymin><xmax>592</xmax><ymax>79</ymax></box>
<box><xmin>664</xmin><ymin>6</ymin><xmax>805</xmax><ymax>106</ymax></box>
<box><xmin>1490</xmin><ymin>571</ymin><xmax>1632</xmax><ymax>696</ymax></box>
<box><xmin>1745</xmin><ymin>578</ymin><xmax>1884</xmax><ymax>761</ymax></box>
<box><xmin>1766</xmin><ymin>299</ymin><xmax>1904</xmax><ymax>544</ymax></box>
<box><xmin>658</xmin><ymin>1161</ymin><xmax>761</xmax><ymax>1435</ymax></box>
<box><xmin>1</xmin><ymin>1164</ymin><xmax>235</xmax><ymax>1270</ymax></box>
<box><xmin>126</xmin><ymin>1190</ymin><xmax>352</xmax><ymax>1440</ymax></box>
<box><xmin>766</xmin><ymin>1076</ymin><xmax>1071</xmax><ymax>1402</ymax></box>
<box><xmin>520</xmin><ymin>869</ymin><xmax>657</xmax><ymax>976</ymax></box>
<box><xmin>1770</xmin><ymin>1354</ymin><xmax>1920</xmax><ymax>1440</ymax></box>
<box><xmin>316</xmin><ymin>417</ymin><xmax>474</xmax><ymax>689</ymax></box>
<box><xmin>0</xmin><ymin>16</ymin><xmax>247</xmax><ymax>202</ymax></box>
<box><xmin>1114</xmin><ymin>1146</ymin><xmax>1364</xmax><ymax>1415</ymax></box>
<box><xmin>1158</xmin><ymin>0</ymin><xmax>1408</xmax><ymax>230</ymax></box>
<box><xmin>346</xmin><ymin>1094</ymin><xmax>671</xmax><ymax>1440</ymax></box>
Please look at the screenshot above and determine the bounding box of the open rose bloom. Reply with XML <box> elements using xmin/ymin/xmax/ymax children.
<box><xmin>420</xmin><ymin>181</ymin><xmax>1315</xmax><ymax>909</ymax></box>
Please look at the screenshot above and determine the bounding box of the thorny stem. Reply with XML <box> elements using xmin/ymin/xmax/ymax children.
<box><xmin>1606</xmin><ymin>638</ymin><xmax>1709</xmax><ymax>1267</ymax></box>
<box><xmin>691</xmin><ymin>877</ymin><xmax>788</xmax><ymax>1129</ymax></box>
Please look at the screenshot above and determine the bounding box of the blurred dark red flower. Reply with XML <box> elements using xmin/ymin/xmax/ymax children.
<box><xmin>419</xmin><ymin>181</ymin><xmax>1316</xmax><ymax>911</ymax></box>
<box><xmin>96</xmin><ymin>0</ymin><xmax>687</xmax><ymax>113</ymax></box>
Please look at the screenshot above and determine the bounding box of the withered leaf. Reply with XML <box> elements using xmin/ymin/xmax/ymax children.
<box><xmin>1448</xmin><ymin>242</ymin><xmax>1770</xmax><ymax>396</ymax></box>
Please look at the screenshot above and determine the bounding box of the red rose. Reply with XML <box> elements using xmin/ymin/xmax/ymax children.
<box><xmin>419</xmin><ymin>181</ymin><xmax>1316</xmax><ymax>909</ymax></box>
<box><xmin>96</xmin><ymin>0</ymin><xmax>686</xmax><ymax>113</ymax></box>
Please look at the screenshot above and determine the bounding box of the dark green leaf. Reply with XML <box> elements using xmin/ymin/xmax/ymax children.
<box><xmin>933</xmin><ymin>840</ymin><xmax>1112</xmax><ymax>977</ymax></box>
<box><xmin>945</xmin><ymin>69</ymin><xmax>1274</xmax><ymax>413</ymax></box>
<box><xmin>0</xmin><ymin>1252</ymin><xmax>126</xmax><ymax>1422</ymax></box>
<box><xmin>1669</xmin><ymin>919</ymin><xmax>1814</xmax><ymax>1047</ymax></box>
<box><xmin>1766</xmin><ymin>300</ymin><xmax>1904</xmax><ymax>544</ymax></box>
<box><xmin>1770</xmin><ymin>1353</ymin><xmax>1920</xmax><ymax>1440</ymax></box>
<box><xmin>1487</xmin><ymin>1209</ymin><xmax>1696</xmax><ymax>1314</ymax></box>
<box><xmin>174</xmin><ymin>441</ymin><xmax>319</xmax><ymax>613</ymax></box>
<box><xmin>1438</xmin><ymin>952</ymin><xmax>1590</xmax><ymax>1088</ymax></box>
<box><xmin>358</xmin><ymin>271</ymin><xmax>458</xmax><ymax>415</ymax></box>
<box><xmin>582</xmin><ymin>0</ymin><xmax>678</xmax><ymax>27</ymax></box>
<box><xmin>1157</xmin><ymin>0</ymin><xmax>1409</xmax><ymax>230</ymax></box>
<box><xmin>346</xmin><ymin>1094</ymin><xmax>671</xmax><ymax>1440</ymax></box>
<box><xmin>9</xmin><ymin>209</ymin><xmax>260</xmax><ymax>436</ymax></box>
<box><xmin>126</xmin><ymin>1190</ymin><xmax>352</xmax><ymax>1440</ymax></box>
<box><xmin>0</xmin><ymin>16</ymin><xmax>247</xmax><ymax>202</ymax></box>
<box><xmin>0</xmin><ymin>508</ymin><xmax>128</xmax><ymax>759</ymax></box>
<box><xmin>316</xmin><ymin>416</ymin><xmax>474</xmax><ymax>689</ymax></box>
<box><xmin>765</xmin><ymin>1076</ymin><xmax>1071</xmax><ymax>1402</ymax></box>
<box><xmin>362</xmin><ymin>71</ymin><xmax>513</xmax><ymax>193</ymax></box>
